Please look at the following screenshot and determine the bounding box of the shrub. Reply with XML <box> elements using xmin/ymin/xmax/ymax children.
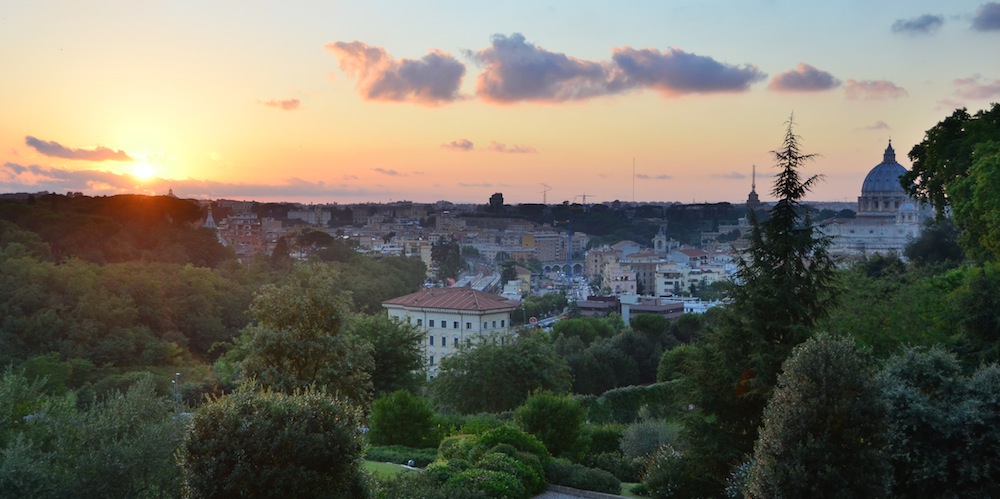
<box><xmin>365</xmin><ymin>445</ymin><xmax>437</xmax><ymax>467</ymax></box>
<box><xmin>369</xmin><ymin>389</ymin><xmax>442</xmax><ymax>448</ymax></box>
<box><xmin>584</xmin><ymin>423</ymin><xmax>625</xmax><ymax>455</ymax></box>
<box><xmin>516</xmin><ymin>391</ymin><xmax>588</xmax><ymax>459</ymax></box>
<box><xmin>545</xmin><ymin>458</ymin><xmax>621</xmax><ymax>494</ymax></box>
<box><xmin>178</xmin><ymin>385</ymin><xmax>365</xmax><ymax>498</ymax></box>
<box><xmin>439</xmin><ymin>434</ymin><xmax>482</xmax><ymax>462</ymax></box>
<box><xmin>476</xmin><ymin>452</ymin><xmax>545</xmax><ymax>495</ymax></box>
<box><xmin>477</xmin><ymin>426</ymin><xmax>550</xmax><ymax>464</ymax></box>
<box><xmin>445</xmin><ymin>468</ymin><xmax>527</xmax><ymax>499</ymax></box>
<box><xmin>374</xmin><ymin>469</ymin><xmax>489</xmax><ymax>499</ymax></box>
<box><xmin>620</xmin><ymin>419</ymin><xmax>678</xmax><ymax>461</ymax></box>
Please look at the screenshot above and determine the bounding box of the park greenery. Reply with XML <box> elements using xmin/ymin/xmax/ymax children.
<box><xmin>0</xmin><ymin>104</ymin><xmax>999</xmax><ymax>497</ymax></box>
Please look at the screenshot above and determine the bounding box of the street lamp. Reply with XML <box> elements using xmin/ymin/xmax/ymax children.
<box><xmin>172</xmin><ymin>372</ymin><xmax>181</xmax><ymax>412</ymax></box>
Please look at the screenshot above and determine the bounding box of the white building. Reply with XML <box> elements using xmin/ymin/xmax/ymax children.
<box><xmin>382</xmin><ymin>287</ymin><xmax>518</xmax><ymax>372</ymax></box>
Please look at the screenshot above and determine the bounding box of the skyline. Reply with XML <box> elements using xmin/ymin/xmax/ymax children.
<box><xmin>1</xmin><ymin>1</ymin><xmax>999</xmax><ymax>205</ymax></box>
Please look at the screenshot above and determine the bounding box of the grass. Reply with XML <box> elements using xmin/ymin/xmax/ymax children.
<box><xmin>621</xmin><ymin>482</ymin><xmax>644</xmax><ymax>498</ymax></box>
<box><xmin>363</xmin><ymin>460</ymin><xmax>414</xmax><ymax>479</ymax></box>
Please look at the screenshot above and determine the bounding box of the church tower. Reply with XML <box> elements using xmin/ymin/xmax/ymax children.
<box><xmin>746</xmin><ymin>165</ymin><xmax>761</xmax><ymax>211</ymax></box>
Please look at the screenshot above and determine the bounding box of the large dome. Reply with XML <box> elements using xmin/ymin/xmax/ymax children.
<box><xmin>861</xmin><ymin>141</ymin><xmax>908</xmax><ymax>194</ymax></box>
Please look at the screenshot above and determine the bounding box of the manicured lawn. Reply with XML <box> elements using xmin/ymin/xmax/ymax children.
<box><xmin>364</xmin><ymin>460</ymin><xmax>413</xmax><ymax>479</ymax></box>
<box><xmin>621</xmin><ymin>482</ymin><xmax>644</xmax><ymax>498</ymax></box>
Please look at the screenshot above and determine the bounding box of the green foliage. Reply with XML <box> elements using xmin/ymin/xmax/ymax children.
<box><xmin>430</xmin><ymin>332</ymin><xmax>571</xmax><ymax>414</ymax></box>
<box><xmin>0</xmin><ymin>372</ymin><xmax>184</xmax><ymax>498</ymax></box>
<box><xmin>544</xmin><ymin>458</ymin><xmax>622</xmax><ymax>495</ymax></box>
<box><xmin>347</xmin><ymin>314</ymin><xmax>425</xmax><ymax>396</ymax></box>
<box><xmin>512</xmin><ymin>293</ymin><xmax>567</xmax><ymax>325</ymax></box>
<box><xmin>577</xmin><ymin>383</ymin><xmax>675</xmax><ymax>425</ymax></box>
<box><xmin>954</xmin><ymin>261</ymin><xmax>1000</xmax><ymax>362</ymax></box>
<box><xmin>747</xmin><ymin>335</ymin><xmax>891</xmax><ymax>498</ymax></box>
<box><xmin>905</xmin><ymin>218</ymin><xmax>965</xmax><ymax>267</ymax></box>
<box><xmin>620</xmin><ymin>420</ymin><xmax>678</xmax><ymax>461</ymax></box>
<box><xmin>178</xmin><ymin>384</ymin><xmax>365</xmax><ymax>498</ymax></box>
<box><xmin>475</xmin><ymin>451</ymin><xmax>545</xmax><ymax>496</ymax></box>
<box><xmin>953</xmin><ymin>141</ymin><xmax>1000</xmax><ymax>261</ymax></box>
<box><xmin>583</xmin><ymin>423</ymin><xmax>625</xmax><ymax>455</ymax></box>
<box><xmin>228</xmin><ymin>263</ymin><xmax>374</xmax><ymax>406</ymax></box>
<box><xmin>369</xmin><ymin>390</ymin><xmax>441</xmax><ymax>448</ymax></box>
<box><xmin>880</xmin><ymin>347</ymin><xmax>1000</xmax><ymax>497</ymax></box>
<box><xmin>432</xmin><ymin>236</ymin><xmax>466</xmax><ymax>281</ymax></box>
<box><xmin>515</xmin><ymin>391</ymin><xmax>588</xmax><ymax>459</ymax></box>
<box><xmin>445</xmin><ymin>468</ymin><xmax>526</xmax><ymax>499</ymax></box>
<box><xmin>673</xmin><ymin>118</ymin><xmax>838</xmax><ymax>494</ymax></box>
<box><xmin>476</xmin><ymin>426</ymin><xmax>550</xmax><ymax>464</ymax></box>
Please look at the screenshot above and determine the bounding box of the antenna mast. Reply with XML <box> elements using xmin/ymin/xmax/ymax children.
<box><xmin>540</xmin><ymin>183</ymin><xmax>552</xmax><ymax>205</ymax></box>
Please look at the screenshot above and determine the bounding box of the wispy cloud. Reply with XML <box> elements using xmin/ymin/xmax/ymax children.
<box><xmin>458</xmin><ymin>182</ymin><xmax>513</xmax><ymax>188</ymax></box>
<box><xmin>635</xmin><ymin>173</ymin><xmax>672</xmax><ymax>180</ymax></box>
<box><xmin>259</xmin><ymin>98</ymin><xmax>300</xmax><ymax>110</ymax></box>
<box><xmin>373</xmin><ymin>167</ymin><xmax>403</xmax><ymax>176</ymax></box>
<box><xmin>859</xmin><ymin>121</ymin><xmax>892</xmax><ymax>130</ymax></box>
<box><xmin>441</xmin><ymin>139</ymin><xmax>474</xmax><ymax>151</ymax></box>
<box><xmin>954</xmin><ymin>75</ymin><xmax>1000</xmax><ymax>99</ymax></box>
<box><xmin>1</xmin><ymin>162</ymin><xmax>383</xmax><ymax>200</ymax></box>
<box><xmin>711</xmin><ymin>172</ymin><xmax>748</xmax><ymax>180</ymax></box>
<box><xmin>768</xmin><ymin>63</ymin><xmax>841</xmax><ymax>92</ymax></box>
<box><xmin>972</xmin><ymin>2</ymin><xmax>1000</xmax><ymax>31</ymax></box>
<box><xmin>487</xmin><ymin>141</ymin><xmax>538</xmax><ymax>154</ymax></box>
<box><xmin>845</xmin><ymin>79</ymin><xmax>908</xmax><ymax>100</ymax></box>
<box><xmin>470</xmin><ymin>33</ymin><xmax>765</xmax><ymax>103</ymax></box>
<box><xmin>326</xmin><ymin>41</ymin><xmax>465</xmax><ymax>105</ymax></box>
<box><xmin>892</xmin><ymin>14</ymin><xmax>944</xmax><ymax>35</ymax></box>
<box><xmin>25</xmin><ymin>136</ymin><xmax>132</xmax><ymax>162</ymax></box>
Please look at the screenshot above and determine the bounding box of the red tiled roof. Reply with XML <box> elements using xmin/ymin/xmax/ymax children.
<box><xmin>383</xmin><ymin>287</ymin><xmax>517</xmax><ymax>312</ymax></box>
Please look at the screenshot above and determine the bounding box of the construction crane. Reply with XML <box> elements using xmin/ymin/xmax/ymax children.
<box><xmin>574</xmin><ymin>193</ymin><xmax>594</xmax><ymax>205</ymax></box>
<box><xmin>540</xmin><ymin>183</ymin><xmax>551</xmax><ymax>205</ymax></box>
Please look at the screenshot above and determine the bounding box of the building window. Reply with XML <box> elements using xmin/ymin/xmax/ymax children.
<box><xmin>501</xmin><ymin>320</ymin><xmax>505</xmax><ymax>328</ymax></box>
<box><xmin>483</xmin><ymin>322</ymin><xmax>488</xmax><ymax>329</ymax></box>
<box><xmin>453</xmin><ymin>321</ymin><xmax>459</xmax><ymax>329</ymax></box>
<box><xmin>466</xmin><ymin>322</ymin><xmax>471</xmax><ymax>330</ymax></box>
<box><xmin>492</xmin><ymin>320</ymin><xmax>497</xmax><ymax>328</ymax></box>
<box><xmin>429</xmin><ymin>355</ymin><xmax>434</xmax><ymax>365</ymax></box>
<box><xmin>453</xmin><ymin>337</ymin><xmax>458</xmax><ymax>347</ymax></box>
<box><xmin>441</xmin><ymin>321</ymin><xmax>447</xmax><ymax>329</ymax></box>
<box><xmin>429</xmin><ymin>320</ymin><xmax>435</xmax><ymax>327</ymax></box>
<box><xmin>416</xmin><ymin>318</ymin><xmax>422</xmax><ymax>326</ymax></box>
<box><xmin>429</xmin><ymin>335</ymin><xmax>434</xmax><ymax>346</ymax></box>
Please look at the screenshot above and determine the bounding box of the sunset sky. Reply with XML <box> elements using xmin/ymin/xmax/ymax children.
<box><xmin>2</xmin><ymin>1</ymin><xmax>999</xmax><ymax>205</ymax></box>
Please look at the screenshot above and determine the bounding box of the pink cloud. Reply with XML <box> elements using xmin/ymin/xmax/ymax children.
<box><xmin>954</xmin><ymin>75</ymin><xmax>1000</xmax><ymax>99</ymax></box>
<box><xmin>441</xmin><ymin>139</ymin><xmax>474</xmax><ymax>151</ymax></box>
<box><xmin>25</xmin><ymin>136</ymin><xmax>132</xmax><ymax>161</ymax></box>
<box><xmin>845</xmin><ymin>79</ymin><xmax>908</xmax><ymax>100</ymax></box>
<box><xmin>326</xmin><ymin>41</ymin><xmax>465</xmax><ymax>105</ymax></box>
<box><xmin>487</xmin><ymin>141</ymin><xmax>538</xmax><ymax>154</ymax></box>
<box><xmin>768</xmin><ymin>63</ymin><xmax>841</xmax><ymax>92</ymax></box>
<box><xmin>259</xmin><ymin>98</ymin><xmax>300</xmax><ymax>110</ymax></box>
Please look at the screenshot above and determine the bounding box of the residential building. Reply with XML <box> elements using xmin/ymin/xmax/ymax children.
<box><xmin>382</xmin><ymin>287</ymin><xmax>517</xmax><ymax>373</ymax></box>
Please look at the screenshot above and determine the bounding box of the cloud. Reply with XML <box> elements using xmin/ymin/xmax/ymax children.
<box><xmin>635</xmin><ymin>173</ymin><xmax>672</xmax><ymax>180</ymax></box>
<box><xmin>326</xmin><ymin>41</ymin><xmax>465</xmax><ymax>105</ymax></box>
<box><xmin>457</xmin><ymin>182</ymin><xmax>513</xmax><ymax>188</ymax></box>
<box><xmin>259</xmin><ymin>98</ymin><xmax>300</xmax><ymax>110</ymax></box>
<box><xmin>859</xmin><ymin>121</ymin><xmax>892</xmax><ymax>130</ymax></box>
<box><xmin>470</xmin><ymin>33</ymin><xmax>765</xmax><ymax>103</ymax></box>
<box><xmin>972</xmin><ymin>2</ymin><xmax>1000</xmax><ymax>31</ymax></box>
<box><xmin>845</xmin><ymin>79</ymin><xmax>908</xmax><ymax>100</ymax></box>
<box><xmin>25</xmin><ymin>136</ymin><xmax>132</xmax><ymax>161</ymax></box>
<box><xmin>0</xmin><ymin>162</ymin><xmax>383</xmax><ymax>200</ymax></box>
<box><xmin>610</xmin><ymin>47</ymin><xmax>766</xmax><ymax>96</ymax></box>
<box><xmin>342</xmin><ymin>174</ymin><xmax>359</xmax><ymax>180</ymax></box>
<box><xmin>711</xmin><ymin>172</ymin><xmax>747</xmax><ymax>179</ymax></box>
<box><xmin>373</xmin><ymin>167</ymin><xmax>402</xmax><ymax>176</ymax></box>
<box><xmin>954</xmin><ymin>75</ymin><xmax>1000</xmax><ymax>99</ymax></box>
<box><xmin>487</xmin><ymin>141</ymin><xmax>538</xmax><ymax>154</ymax></box>
<box><xmin>891</xmin><ymin>14</ymin><xmax>944</xmax><ymax>34</ymax></box>
<box><xmin>470</xmin><ymin>33</ymin><xmax>620</xmax><ymax>103</ymax></box>
<box><xmin>441</xmin><ymin>139</ymin><xmax>475</xmax><ymax>151</ymax></box>
<box><xmin>768</xmin><ymin>63</ymin><xmax>841</xmax><ymax>92</ymax></box>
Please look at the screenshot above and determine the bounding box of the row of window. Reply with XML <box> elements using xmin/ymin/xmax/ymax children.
<box><xmin>414</xmin><ymin>319</ymin><xmax>505</xmax><ymax>329</ymax></box>
<box><xmin>429</xmin><ymin>335</ymin><xmax>466</xmax><ymax>347</ymax></box>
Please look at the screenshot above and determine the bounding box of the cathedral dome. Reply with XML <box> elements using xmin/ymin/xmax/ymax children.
<box><xmin>861</xmin><ymin>141</ymin><xmax>908</xmax><ymax>194</ymax></box>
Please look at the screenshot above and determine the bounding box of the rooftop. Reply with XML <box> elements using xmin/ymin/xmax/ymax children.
<box><xmin>383</xmin><ymin>287</ymin><xmax>517</xmax><ymax>312</ymax></box>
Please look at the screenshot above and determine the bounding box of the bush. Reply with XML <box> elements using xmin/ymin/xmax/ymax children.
<box><xmin>583</xmin><ymin>423</ymin><xmax>625</xmax><ymax>455</ymax></box>
<box><xmin>365</xmin><ymin>445</ymin><xmax>437</xmax><ymax>467</ymax></box>
<box><xmin>178</xmin><ymin>385</ymin><xmax>365</xmax><ymax>498</ymax></box>
<box><xmin>476</xmin><ymin>452</ymin><xmax>545</xmax><ymax>495</ymax></box>
<box><xmin>374</xmin><ymin>469</ymin><xmax>489</xmax><ymax>499</ymax></box>
<box><xmin>583</xmin><ymin>452</ymin><xmax>644</xmax><ymax>483</ymax></box>
<box><xmin>578</xmin><ymin>383</ymin><xmax>676</xmax><ymax>424</ymax></box>
<box><xmin>545</xmin><ymin>458</ymin><xmax>621</xmax><ymax>494</ymax></box>
<box><xmin>445</xmin><ymin>468</ymin><xmax>527</xmax><ymax>499</ymax></box>
<box><xmin>516</xmin><ymin>391</ymin><xmax>588</xmax><ymax>459</ymax></box>
<box><xmin>368</xmin><ymin>389</ymin><xmax>442</xmax><ymax>448</ymax></box>
<box><xmin>439</xmin><ymin>434</ymin><xmax>482</xmax><ymax>462</ymax></box>
<box><xmin>477</xmin><ymin>426</ymin><xmax>550</xmax><ymax>464</ymax></box>
<box><xmin>620</xmin><ymin>419</ymin><xmax>678</xmax><ymax>460</ymax></box>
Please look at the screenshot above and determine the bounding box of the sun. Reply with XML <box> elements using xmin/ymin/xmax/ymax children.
<box><xmin>132</xmin><ymin>162</ymin><xmax>157</xmax><ymax>180</ymax></box>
